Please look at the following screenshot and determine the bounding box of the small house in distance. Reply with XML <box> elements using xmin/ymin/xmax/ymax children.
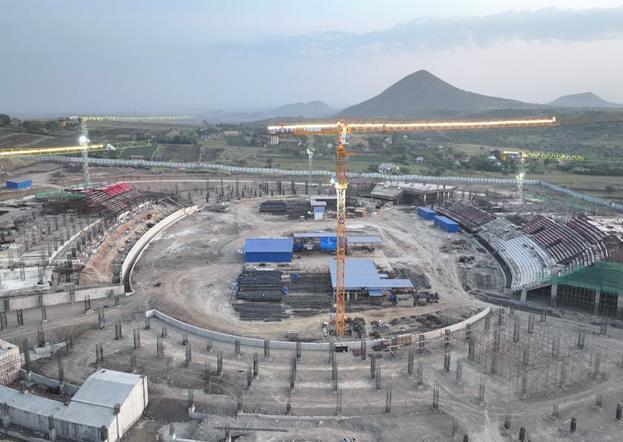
<box><xmin>378</xmin><ymin>163</ymin><xmax>400</xmax><ymax>174</ymax></box>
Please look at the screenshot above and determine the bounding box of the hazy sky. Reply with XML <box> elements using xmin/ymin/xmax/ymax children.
<box><xmin>2</xmin><ymin>0</ymin><xmax>623</xmax><ymax>115</ymax></box>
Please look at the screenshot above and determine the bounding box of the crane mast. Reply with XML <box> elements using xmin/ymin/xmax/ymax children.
<box><xmin>334</xmin><ymin>123</ymin><xmax>351</xmax><ymax>337</ymax></box>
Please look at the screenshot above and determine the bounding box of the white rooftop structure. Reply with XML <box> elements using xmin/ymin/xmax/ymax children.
<box><xmin>0</xmin><ymin>369</ymin><xmax>148</xmax><ymax>441</ymax></box>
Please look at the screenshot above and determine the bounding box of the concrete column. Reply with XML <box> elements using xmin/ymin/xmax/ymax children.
<box><xmin>550</xmin><ymin>284</ymin><xmax>558</xmax><ymax>307</ymax></box>
<box><xmin>594</xmin><ymin>290</ymin><xmax>601</xmax><ymax>315</ymax></box>
<box><xmin>520</xmin><ymin>287</ymin><xmax>528</xmax><ymax>303</ymax></box>
<box><xmin>1</xmin><ymin>403</ymin><xmax>10</xmax><ymax>429</ymax></box>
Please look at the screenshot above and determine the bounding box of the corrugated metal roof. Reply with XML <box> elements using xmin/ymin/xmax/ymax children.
<box><xmin>292</xmin><ymin>232</ymin><xmax>383</xmax><ymax>244</ymax></box>
<box><xmin>0</xmin><ymin>384</ymin><xmax>65</xmax><ymax>415</ymax></box>
<box><xmin>245</xmin><ymin>238</ymin><xmax>293</xmax><ymax>253</ymax></box>
<box><xmin>0</xmin><ymin>368</ymin><xmax>144</xmax><ymax>429</ymax></box>
<box><xmin>329</xmin><ymin>258</ymin><xmax>413</xmax><ymax>290</ymax></box>
<box><xmin>348</xmin><ymin>236</ymin><xmax>383</xmax><ymax>244</ymax></box>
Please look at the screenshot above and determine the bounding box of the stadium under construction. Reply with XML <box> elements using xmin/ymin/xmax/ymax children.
<box><xmin>0</xmin><ymin>153</ymin><xmax>622</xmax><ymax>440</ymax></box>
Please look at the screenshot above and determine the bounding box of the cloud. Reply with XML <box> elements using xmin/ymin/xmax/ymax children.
<box><xmin>229</xmin><ymin>6</ymin><xmax>623</xmax><ymax>57</ymax></box>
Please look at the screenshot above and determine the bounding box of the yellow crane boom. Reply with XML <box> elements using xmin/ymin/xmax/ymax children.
<box><xmin>0</xmin><ymin>144</ymin><xmax>105</xmax><ymax>158</ymax></box>
<box><xmin>268</xmin><ymin>116</ymin><xmax>557</xmax><ymax>337</ymax></box>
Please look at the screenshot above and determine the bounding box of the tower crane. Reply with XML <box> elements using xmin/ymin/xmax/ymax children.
<box><xmin>268</xmin><ymin>116</ymin><xmax>557</xmax><ymax>337</ymax></box>
<box><xmin>70</xmin><ymin>115</ymin><xmax>190</xmax><ymax>188</ymax></box>
<box><xmin>498</xmin><ymin>150</ymin><xmax>586</xmax><ymax>201</ymax></box>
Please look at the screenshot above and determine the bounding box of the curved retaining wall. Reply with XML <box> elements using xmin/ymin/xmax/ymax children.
<box><xmin>144</xmin><ymin>306</ymin><xmax>491</xmax><ymax>351</ymax></box>
<box><xmin>121</xmin><ymin>205</ymin><xmax>199</xmax><ymax>291</ymax></box>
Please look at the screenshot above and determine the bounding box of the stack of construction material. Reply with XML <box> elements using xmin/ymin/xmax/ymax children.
<box><xmin>259</xmin><ymin>200</ymin><xmax>287</xmax><ymax>214</ymax></box>
<box><xmin>285</xmin><ymin>201</ymin><xmax>311</xmax><ymax>219</ymax></box>
<box><xmin>259</xmin><ymin>200</ymin><xmax>311</xmax><ymax>219</ymax></box>
<box><xmin>236</xmin><ymin>269</ymin><xmax>284</xmax><ymax>302</ymax></box>
<box><xmin>288</xmin><ymin>272</ymin><xmax>332</xmax><ymax>293</ymax></box>
<box><xmin>284</xmin><ymin>272</ymin><xmax>332</xmax><ymax>314</ymax></box>
<box><xmin>232</xmin><ymin>303</ymin><xmax>287</xmax><ymax>321</ymax></box>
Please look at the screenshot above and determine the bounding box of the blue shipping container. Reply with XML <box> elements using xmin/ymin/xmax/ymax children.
<box><xmin>433</xmin><ymin>215</ymin><xmax>459</xmax><ymax>233</ymax></box>
<box><xmin>6</xmin><ymin>179</ymin><xmax>32</xmax><ymax>190</ymax></box>
<box><xmin>417</xmin><ymin>207</ymin><xmax>436</xmax><ymax>220</ymax></box>
<box><xmin>244</xmin><ymin>238</ymin><xmax>293</xmax><ymax>263</ymax></box>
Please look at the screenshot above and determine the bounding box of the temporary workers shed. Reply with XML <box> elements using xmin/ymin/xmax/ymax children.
<box><xmin>0</xmin><ymin>369</ymin><xmax>147</xmax><ymax>442</ymax></box>
<box><xmin>417</xmin><ymin>207</ymin><xmax>436</xmax><ymax>220</ymax></box>
<box><xmin>244</xmin><ymin>238</ymin><xmax>293</xmax><ymax>263</ymax></box>
<box><xmin>6</xmin><ymin>179</ymin><xmax>32</xmax><ymax>190</ymax></box>
<box><xmin>328</xmin><ymin>258</ymin><xmax>413</xmax><ymax>297</ymax></box>
<box><xmin>434</xmin><ymin>215</ymin><xmax>460</xmax><ymax>233</ymax></box>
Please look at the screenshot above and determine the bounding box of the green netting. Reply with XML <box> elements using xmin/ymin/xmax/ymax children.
<box><xmin>551</xmin><ymin>261</ymin><xmax>623</xmax><ymax>296</ymax></box>
<box><xmin>35</xmin><ymin>189</ymin><xmax>85</xmax><ymax>200</ymax></box>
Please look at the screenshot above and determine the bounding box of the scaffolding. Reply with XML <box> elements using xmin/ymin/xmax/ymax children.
<box><xmin>468</xmin><ymin>311</ymin><xmax>608</xmax><ymax>399</ymax></box>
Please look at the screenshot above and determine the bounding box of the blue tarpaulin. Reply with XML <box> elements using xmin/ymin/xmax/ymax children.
<box><xmin>320</xmin><ymin>237</ymin><xmax>337</xmax><ymax>251</ymax></box>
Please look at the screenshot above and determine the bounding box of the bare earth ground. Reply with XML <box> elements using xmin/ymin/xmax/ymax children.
<box><xmin>131</xmin><ymin>199</ymin><xmax>482</xmax><ymax>340</ymax></box>
<box><xmin>1</xmin><ymin>165</ymin><xmax>622</xmax><ymax>440</ymax></box>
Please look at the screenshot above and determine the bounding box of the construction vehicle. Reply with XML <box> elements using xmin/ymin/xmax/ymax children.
<box><xmin>268</xmin><ymin>116</ymin><xmax>558</xmax><ymax>337</ymax></box>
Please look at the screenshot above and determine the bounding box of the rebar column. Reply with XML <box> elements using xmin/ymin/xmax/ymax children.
<box><xmin>156</xmin><ymin>338</ymin><xmax>164</xmax><ymax>359</ymax></box>
<box><xmin>336</xmin><ymin>388</ymin><xmax>342</xmax><ymax>416</ymax></box>
<box><xmin>133</xmin><ymin>329</ymin><xmax>141</xmax><ymax>349</ymax></box>
<box><xmin>253</xmin><ymin>352</ymin><xmax>259</xmax><ymax>378</ymax></box>
<box><xmin>185</xmin><ymin>342</ymin><xmax>192</xmax><ymax>367</ymax></box>
<box><xmin>577</xmin><ymin>329</ymin><xmax>585</xmax><ymax>350</ymax></box>
<box><xmin>370</xmin><ymin>357</ymin><xmax>376</xmax><ymax>380</ymax></box>
<box><xmin>57</xmin><ymin>352</ymin><xmax>64</xmax><ymax>384</ymax></box>
<box><xmin>234</xmin><ymin>339</ymin><xmax>240</xmax><ymax>357</ymax></box>
<box><xmin>513</xmin><ymin>317</ymin><xmax>520</xmax><ymax>343</ymax></box>
<box><xmin>22</xmin><ymin>339</ymin><xmax>30</xmax><ymax>372</ymax></box>
<box><xmin>478</xmin><ymin>378</ymin><xmax>485</xmax><ymax>403</ymax></box>
<box><xmin>263</xmin><ymin>339</ymin><xmax>270</xmax><ymax>358</ymax></box>
<box><xmin>443</xmin><ymin>349</ymin><xmax>451</xmax><ymax>373</ymax></box>
<box><xmin>217</xmin><ymin>351</ymin><xmax>223</xmax><ymax>376</ymax></box>
<box><xmin>385</xmin><ymin>383</ymin><xmax>392</xmax><ymax>414</ymax></box>
<box><xmin>416</xmin><ymin>363</ymin><xmax>424</xmax><ymax>387</ymax></box>
<box><xmin>432</xmin><ymin>381</ymin><xmax>439</xmax><ymax>411</ymax></box>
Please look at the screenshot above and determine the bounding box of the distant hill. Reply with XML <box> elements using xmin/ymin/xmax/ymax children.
<box><xmin>338</xmin><ymin>70</ymin><xmax>535</xmax><ymax>118</ymax></box>
<box><xmin>268</xmin><ymin>101</ymin><xmax>337</xmax><ymax>118</ymax></box>
<box><xmin>200</xmin><ymin>101</ymin><xmax>338</xmax><ymax>123</ymax></box>
<box><xmin>547</xmin><ymin>92</ymin><xmax>622</xmax><ymax>108</ymax></box>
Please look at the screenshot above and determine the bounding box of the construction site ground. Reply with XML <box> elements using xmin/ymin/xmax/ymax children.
<box><xmin>1</xmin><ymin>165</ymin><xmax>622</xmax><ymax>441</ymax></box>
<box><xmin>18</xmin><ymin>305</ymin><xmax>623</xmax><ymax>442</ymax></box>
<box><xmin>131</xmin><ymin>198</ymin><xmax>483</xmax><ymax>341</ymax></box>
